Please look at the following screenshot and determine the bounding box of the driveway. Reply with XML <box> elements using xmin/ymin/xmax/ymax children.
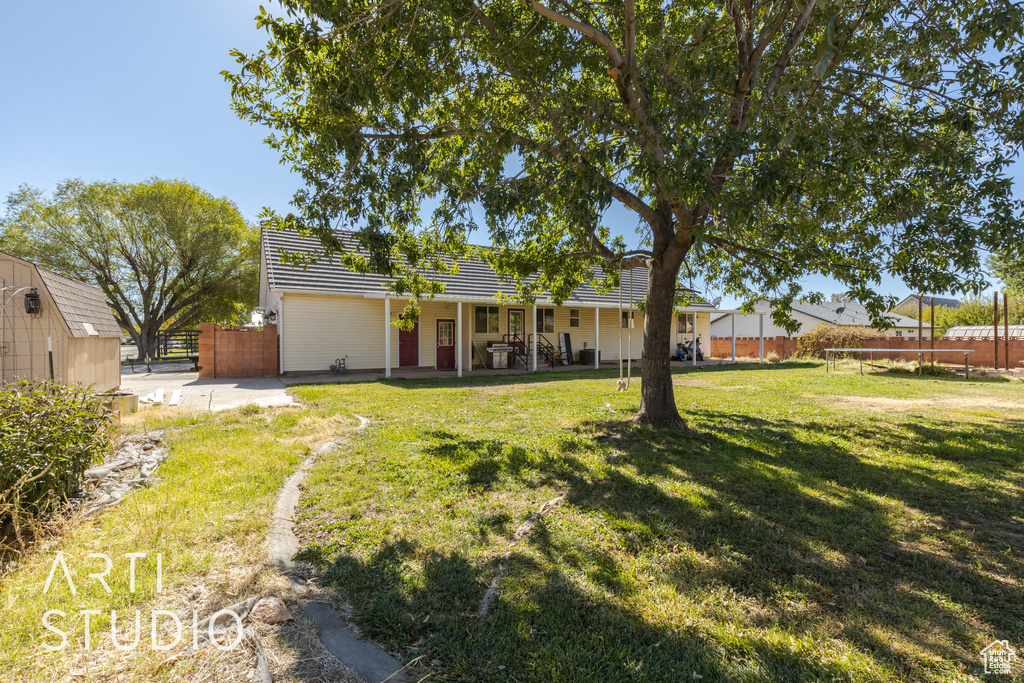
<box><xmin>120</xmin><ymin>369</ymin><xmax>298</xmax><ymax>411</ymax></box>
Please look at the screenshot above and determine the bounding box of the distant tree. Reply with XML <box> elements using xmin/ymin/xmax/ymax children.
<box><xmin>0</xmin><ymin>179</ymin><xmax>258</xmax><ymax>361</ymax></box>
<box><xmin>228</xmin><ymin>0</ymin><xmax>1024</xmax><ymax>428</ymax></box>
<box><xmin>990</xmin><ymin>251</ymin><xmax>1024</xmax><ymax>294</ymax></box>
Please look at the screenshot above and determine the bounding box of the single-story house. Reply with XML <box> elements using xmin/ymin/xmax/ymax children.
<box><xmin>895</xmin><ymin>294</ymin><xmax>961</xmax><ymax>309</ymax></box>
<box><xmin>0</xmin><ymin>251</ymin><xmax>122</xmax><ymax>391</ymax></box>
<box><xmin>258</xmin><ymin>228</ymin><xmax>721</xmax><ymax>375</ymax></box>
<box><xmin>710</xmin><ymin>300</ymin><xmax>924</xmax><ymax>339</ymax></box>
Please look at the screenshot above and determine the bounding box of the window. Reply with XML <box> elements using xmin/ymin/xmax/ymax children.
<box><xmin>895</xmin><ymin>330</ymin><xmax>902</xmax><ymax>337</ymax></box>
<box><xmin>438</xmin><ymin>321</ymin><xmax>454</xmax><ymax>346</ymax></box>
<box><xmin>536</xmin><ymin>308</ymin><xmax>555</xmax><ymax>333</ymax></box>
<box><xmin>677</xmin><ymin>313</ymin><xmax>694</xmax><ymax>334</ymax></box>
<box><xmin>622</xmin><ymin>311</ymin><xmax>635</xmax><ymax>328</ymax></box>
<box><xmin>475</xmin><ymin>306</ymin><xmax>499</xmax><ymax>334</ymax></box>
<box><xmin>569</xmin><ymin>309</ymin><xmax>580</xmax><ymax>328</ymax></box>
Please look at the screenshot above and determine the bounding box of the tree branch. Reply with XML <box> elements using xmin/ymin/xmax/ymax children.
<box><xmin>524</xmin><ymin>0</ymin><xmax>624</xmax><ymax>64</ymax></box>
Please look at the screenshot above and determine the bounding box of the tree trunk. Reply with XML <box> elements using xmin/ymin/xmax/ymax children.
<box><xmin>134</xmin><ymin>327</ymin><xmax>159</xmax><ymax>363</ymax></box>
<box><xmin>634</xmin><ymin>259</ymin><xmax>687</xmax><ymax>430</ymax></box>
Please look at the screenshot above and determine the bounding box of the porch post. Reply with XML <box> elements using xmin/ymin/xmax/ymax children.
<box><xmin>384</xmin><ymin>296</ymin><xmax>391</xmax><ymax>379</ymax></box>
<box><xmin>758</xmin><ymin>313</ymin><xmax>764</xmax><ymax>363</ymax></box>
<box><xmin>457</xmin><ymin>301</ymin><xmax>463</xmax><ymax>378</ymax></box>
<box><xmin>532</xmin><ymin>304</ymin><xmax>538</xmax><ymax>372</ymax></box>
<box><xmin>731</xmin><ymin>313</ymin><xmax>736</xmax><ymax>362</ymax></box>
<box><xmin>692</xmin><ymin>314</ymin><xmax>697</xmax><ymax>367</ymax></box>
<box><xmin>594</xmin><ymin>307</ymin><xmax>600</xmax><ymax>369</ymax></box>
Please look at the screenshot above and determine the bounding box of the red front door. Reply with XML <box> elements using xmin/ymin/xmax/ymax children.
<box><xmin>507</xmin><ymin>309</ymin><xmax>526</xmax><ymax>353</ymax></box>
<box><xmin>436</xmin><ymin>319</ymin><xmax>456</xmax><ymax>370</ymax></box>
<box><xmin>399</xmin><ymin>317</ymin><xmax>419</xmax><ymax>367</ymax></box>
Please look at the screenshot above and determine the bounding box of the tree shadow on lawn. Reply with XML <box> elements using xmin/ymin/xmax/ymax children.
<box><xmin>300</xmin><ymin>415</ymin><xmax>1023</xmax><ymax>681</ymax></box>
<box><xmin>300</xmin><ymin>538</ymin><xmax>860</xmax><ymax>683</ymax></box>
<box><xmin>567</xmin><ymin>412</ymin><xmax>1024</xmax><ymax>672</ymax></box>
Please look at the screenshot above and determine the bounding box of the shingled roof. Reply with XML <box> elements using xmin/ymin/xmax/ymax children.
<box><xmin>35</xmin><ymin>267</ymin><xmax>121</xmax><ymax>338</ymax></box>
<box><xmin>262</xmin><ymin>228</ymin><xmax>650</xmax><ymax>307</ymax></box>
<box><xmin>895</xmin><ymin>294</ymin><xmax>961</xmax><ymax>309</ymax></box>
<box><xmin>712</xmin><ymin>300</ymin><xmax>921</xmax><ymax>328</ymax></box>
<box><xmin>792</xmin><ymin>300</ymin><xmax>920</xmax><ymax>328</ymax></box>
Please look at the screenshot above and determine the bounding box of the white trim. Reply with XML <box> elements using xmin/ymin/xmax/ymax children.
<box><xmin>758</xmin><ymin>314</ymin><xmax>764</xmax><ymax>363</ymax></box>
<box><xmin>266</xmin><ymin>286</ymin><xmax>699</xmax><ymax>309</ymax></box>
<box><xmin>731</xmin><ymin>313</ymin><xmax>736</xmax><ymax>362</ymax></box>
<box><xmin>594</xmin><ymin>307</ymin><xmax>600</xmax><ymax>369</ymax></box>
<box><xmin>457</xmin><ymin>302</ymin><xmax>463</xmax><ymax>377</ymax></box>
<box><xmin>532</xmin><ymin>304</ymin><xmax>537</xmax><ymax>372</ymax></box>
<box><xmin>278</xmin><ymin>296</ymin><xmax>284</xmax><ymax>374</ymax></box>
<box><xmin>692</xmin><ymin>318</ymin><xmax>697</xmax><ymax>367</ymax></box>
<box><xmin>384</xmin><ymin>297</ymin><xmax>391</xmax><ymax>379</ymax></box>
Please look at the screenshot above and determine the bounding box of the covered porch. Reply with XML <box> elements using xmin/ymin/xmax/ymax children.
<box><xmin>379</xmin><ymin>298</ymin><xmax>760</xmax><ymax>378</ymax></box>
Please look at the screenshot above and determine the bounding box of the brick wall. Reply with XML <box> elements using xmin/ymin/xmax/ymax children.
<box><xmin>198</xmin><ymin>323</ymin><xmax>279</xmax><ymax>378</ymax></box>
<box><xmin>710</xmin><ymin>335</ymin><xmax>1024</xmax><ymax>369</ymax></box>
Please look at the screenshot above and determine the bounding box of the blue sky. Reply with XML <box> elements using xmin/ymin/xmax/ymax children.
<box><xmin>1</xmin><ymin>1</ymin><xmax>1017</xmax><ymax>308</ymax></box>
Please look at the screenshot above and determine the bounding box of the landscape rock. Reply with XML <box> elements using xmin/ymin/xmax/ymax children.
<box><xmin>75</xmin><ymin>431</ymin><xmax>168</xmax><ymax>518</ymax></box>
<box><xmin>250</xmin><ymin>595</ymin><xmax>294</xmax><ymax>624</ymax></box>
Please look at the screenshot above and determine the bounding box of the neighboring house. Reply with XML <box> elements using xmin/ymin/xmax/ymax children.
<box><xmin>258</xmin><ymin>228</ymin><xmax>716</xmax><ymax>374</ymax></box>
<box><xmin>710</xmin><ymin>300</ymin><xmax>924</xmax><ymax>338</ymax></box>
<box><xmin>0</xmin><ymin>251</ymin><xmax>122</xmax><ymax>392</ymax></box>
<box><xmin>895</xmin><ymin>294</ymin><xmax>961</xmax><ymax>309</ymax></box>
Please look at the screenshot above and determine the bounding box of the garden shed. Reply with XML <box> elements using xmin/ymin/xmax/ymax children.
<box><xmin>0</xmin><ymin>251</ymin><xmax>122</xmax><ymax>392</ymax></box>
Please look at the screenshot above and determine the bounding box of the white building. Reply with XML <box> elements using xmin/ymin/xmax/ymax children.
<box><xmin>258</xmin><ymin>228</ymin><xmax>727</xmax><ymax>376</ymax></box>
<box><xmin>710</xmin><ymin>300</ymin><xmax>924</xmax><ymax>338</ymax></box>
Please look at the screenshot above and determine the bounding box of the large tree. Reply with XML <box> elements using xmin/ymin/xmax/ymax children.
<box><xmin>0</xmin><ymin>178</ymin><xmax>258</xmax><ymax>361</ymax></box>
<box><xmin>227</xmin><ymin>0</ymin><xmax>1024</xmax><ymax>428</ymax></box>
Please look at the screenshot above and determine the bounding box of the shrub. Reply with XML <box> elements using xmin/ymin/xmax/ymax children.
<box><xmin>0</xmin><ymin>381</ymin><xmax>113</xmax><ymax>541</ymax></box>
<box><xmin>796</xmin><ymin>325</ymin><xmax>888</xmax><ymax>359</ymax></box>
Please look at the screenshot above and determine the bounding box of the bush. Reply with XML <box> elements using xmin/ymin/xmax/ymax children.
<box><xmin>0</xmin><ymin>381</ymin><xmax>113</xmax><ymax>540</ymax></box>
<box><xmin>796</xmin><ymin>325</ymin><xmax>888</xmax><ymax>359</ymax></box>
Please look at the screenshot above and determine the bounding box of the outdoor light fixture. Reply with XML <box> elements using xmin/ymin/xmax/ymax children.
<box><xmin>265</xmin><ymin>310</ymin><xmax>277</xmax><ymax>323</ymax></box>
<box><xmin>24</xmin><ymin>288</ymin><xmax>41</xmax><ymax>316</ymax></box>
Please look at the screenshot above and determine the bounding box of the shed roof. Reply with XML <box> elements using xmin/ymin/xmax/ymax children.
<box><xmin>263</xmin><ymin>228</ymin><xmax>653</xmax><ymax>307</ymax></box>
<box><xmin>35</xmin><ymin>267</ymin><xmax>121</xmax><ymax>338</ymax></box>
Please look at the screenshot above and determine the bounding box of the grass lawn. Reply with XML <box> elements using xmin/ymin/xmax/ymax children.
<box><xmin>291</xmin><ymin>362</ymin><xmax>1023</xmax><ymax>682</ymax></box>
<box><xmin>0</xmin><ymin>407</ymin><xmax>346</xmax><ymax>683</ymax></box>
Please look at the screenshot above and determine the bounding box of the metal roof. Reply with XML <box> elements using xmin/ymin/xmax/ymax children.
<box><xmin>944</xmin><ymin>325</ymin><xmax>1024</xmax><ymax>340</ymax></box>
<box><xmin>35</xmin><ymin>266</ymin><xmax>122</xmax><ymax>338</ymax></box>
<box><xmin>263</xmin><ymin>228</ymin><xmax>652</xmax><ymax>307</ymax></box>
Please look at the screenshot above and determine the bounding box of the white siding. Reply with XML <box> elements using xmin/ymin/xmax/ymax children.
<box><xmin>281</xmin><ymin>294</ymin><xmax>736</xmax><ymax>372</ymax></box>
<box><xmin>710</xmin><ymin>312</ymin><xmax>928</xmax><ymax>339</ymax></box>
<box><xmin>710</xmin><ymin>312</ymin><xmax>798</xmax><ymax>338</ymax></box>
<box><xmin>282</xmin><ymin>294</ymin><xmax>388</xmax><ymax>372</ymax></box>
<box><xmin>670</xmin><ymin>313</ymin><xmax>712</xmax><ymax>355</ymax></box>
